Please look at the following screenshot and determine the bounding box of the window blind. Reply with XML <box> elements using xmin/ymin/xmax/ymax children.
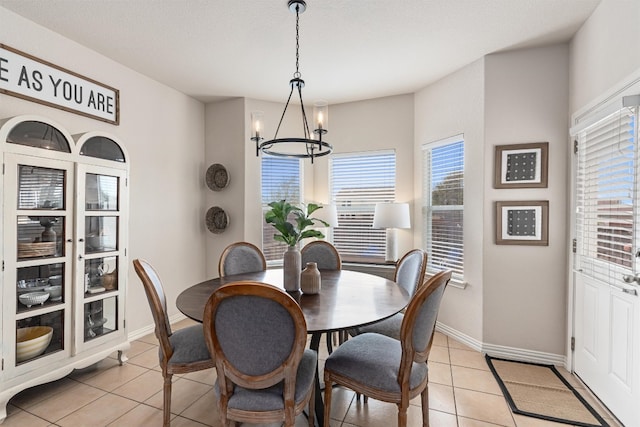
<box><xmin>422</xmin><ymin>138</ymin><xmax>464</xmax><ymax>279</ymax></box>
<box><xmin>18</xmin><ymin>165</ymin><xmax>65</xmax><ymax>210</ymax></box>
<box><xmin>575</xmin><ymin>107</ymin><xmax>637</xmax><ymax>283</ymax></box>
<box><xmin>330</xmin><ymin>151</ymin><xmax>395</xmax><ymax>262</ymax></box>
<box><xmin>261</xmin><ymin>155</ymin><xmax>302</xmax><ymax>261</ymax></box>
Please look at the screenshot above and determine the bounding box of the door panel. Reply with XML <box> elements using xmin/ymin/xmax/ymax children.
<box><xmin>582</xmin><ymin>279</ymin><xmax>598</xmax><ymax>359</ymax></box>
<box><xmin>609</xmin><ymin>291</ymin><xmax>633</xmax><ymax>389</ymax></box>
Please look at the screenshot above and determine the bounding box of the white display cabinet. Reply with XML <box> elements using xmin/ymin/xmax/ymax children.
<box><xmin>0</xmin><ymin>116</ymin><xmax>130</xmax><ymax>422</ymax></box>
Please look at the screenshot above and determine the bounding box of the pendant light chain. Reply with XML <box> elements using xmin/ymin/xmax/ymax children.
<box><xmin>294</xmin><ymin>4</ymin><xmax>312</xmax><ymax>140</ymax></box>
<box><xmin>294</xmin><ymin>5</ymin><xmax>301</xmax><ymax>79</ymax></box>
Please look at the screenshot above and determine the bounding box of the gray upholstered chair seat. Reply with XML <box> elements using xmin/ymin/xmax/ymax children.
<box><xmin>355</xmin><ymin>313</ymin><xmax>403</xmax><ymax>340</ymax></box>
<box><xmin>165</xmin><ymin>324</ymin><xmax>211</xmax><ymax>364</ymax></box>
<box><xmin>350</xmin><ymin>249</ymin><xmax>426</xmax><ymax>341</ymax></box>
<box><xmin>215</xmin><ymin>349</ymin><xmax>317</xmax><ymax>411</ymax></box>
<box><xmin>325</xmin><ymin>333</ymin><xmax>427</xmax><ymax>393</ymax></box>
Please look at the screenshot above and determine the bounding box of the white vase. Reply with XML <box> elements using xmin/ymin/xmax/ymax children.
<box><xmin>283</xmin><ymin>245</ymin><xmax>301</xmax><ymax>292</ymax></box>
<box><xmin>301</xmin><ymin>262</ymin><xmax>321</xmax><ymax>294</ymax></box>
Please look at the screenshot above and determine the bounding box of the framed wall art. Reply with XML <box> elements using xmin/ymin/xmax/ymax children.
<box><xmin>495</xmin><ymin>200</ymin><xmax>549</xmax><ymax>246</ymax></box>
<box><xmin>494</xmin><ymin>142</ymin><xmax>548</xmax><ymax>188</ymax></box>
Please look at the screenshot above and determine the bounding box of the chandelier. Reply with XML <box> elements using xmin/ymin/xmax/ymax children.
<box><xmin>250</xmin><ymin>0</ymin><xmax>332</xmax><ymax>163</ymax></box>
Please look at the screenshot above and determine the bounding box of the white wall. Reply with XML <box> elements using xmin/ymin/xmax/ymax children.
<box><xmin>414</xmin><ymin>45</ymin><xmax>570</xmax><ymax>357</ymax></box>
<box><xmin>414</xmin><ymin>59</ymin><xmax>485</xmax><ymax>342</ymax></box>
<box><xmin>0</xmin><ymin>7</ymin><xmax>207</xmax><ymax>333</ymax></box>
<box><xmin>483</xmin><ymin>45</ymin><xmax>570</xmax><ymax>355</ymax></box>
<box><xmin>204</xmin><ymin>98</ymin><xmax>246</xmax><ymax>278</ymax></box>
<box><xmin>570</xmin><ymin>0</ymin><xmax>640</xmax><ymax>113</ymax></box>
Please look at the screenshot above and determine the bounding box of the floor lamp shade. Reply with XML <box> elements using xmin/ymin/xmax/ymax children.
<box><xmin>373</xmin><ymin>203</ymin><xmax>411</xmax><ymax>262</ymax></box>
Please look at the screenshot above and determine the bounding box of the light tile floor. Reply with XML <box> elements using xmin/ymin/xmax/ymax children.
<box><xmin>4</xmin><ymin>319</ymin><xmax>623</xmax><ymax>427</ymax></box>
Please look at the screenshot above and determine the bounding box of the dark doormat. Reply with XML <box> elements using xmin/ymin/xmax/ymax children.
<box><xmin>485</xmin><ymin>355</ymin><xmax>609</xmax><ymax>427</ymax></box>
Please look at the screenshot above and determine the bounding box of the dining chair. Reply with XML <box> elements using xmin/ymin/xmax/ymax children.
<box><xmin>203</xmin><ymin>281</ymin><xmax>317</xmax><ymax>427</ymax></box>
<box><xmin>301</xmin><ymin>240</ymin><xmax>342</xmax><ymax>270</ymax></box>
<box><xmin>301</xmin><ymin>240</ymin><xmax>344</xmax><ymax>352</ymax></box>
<box><xmin>323</xmin><ymin>269</ymin><xmax>452</xmax><ymax>427</ymax></box>
<box><xmin>133</xmin><ymin>259</ymin><xmax>215</xmax><ymax>427</ymax></box>
<box><xmin>218</xmin><ymin>241</ymin><xmax>267</xmax><ymax>277</ymax></box>
<box><xmin>350</xmin><ymin>248</ymin><xmax>427</xmax><ymax>339</ymax></box>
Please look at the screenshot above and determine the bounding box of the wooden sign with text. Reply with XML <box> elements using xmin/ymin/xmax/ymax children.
<box><xmin>0</xmin><ymin>44</ymin><xmax>119</xmax><ymax>125</ymax></box>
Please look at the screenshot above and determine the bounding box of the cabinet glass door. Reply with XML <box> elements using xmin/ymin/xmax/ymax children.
<box><xmin>3</xmin><ymin>154</ymin><xmax>74</xmax><ymax>373</ymax></box>
<box><xmin>75</xmin><ymin>164</ymin><xmax>127</xmax><ymax>351</ymax></box>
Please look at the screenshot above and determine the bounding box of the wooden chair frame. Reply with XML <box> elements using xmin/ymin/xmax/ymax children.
<box><xmin>133</xmin><ymin>259</ymin><xmax>215</xmax><ymax>427</ymax></box>
<box><xmin>203</xmin><ymin>281</ymin><xmax>315</xmax><ymax>427</ymax></box>
<box><xmin>323</xmin><ymin>270</ymin><xmax>452</xmax><ymax>427</ymax></box>
<box><xmin>394</xmin><ymin>248</ymin><xmax>427</xmax><ymax>294</ymax></box>
<box><xmin>218</xmin><ymin>241</ymin><xmax>267</xmax><ymax>277</ymax></box>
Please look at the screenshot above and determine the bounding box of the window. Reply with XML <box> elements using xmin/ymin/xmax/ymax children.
<box><xmin>575</xmin><ymin>106</ymin><xmax>637</xmax><ymax>283</ymax></box>
<box><xmin>422</xmin><ymin>136</ymin><xmax>464</xmax><ymax>281</ymax></box>
<box><xmin>330</xmin><ymin>151</ymin><xmax>395</xmax><ymax>263</ymax></box>
<box><xmin>261</xmin><ymin>155</ymin><xmax>302</xmax><ymax>261</ymax></box>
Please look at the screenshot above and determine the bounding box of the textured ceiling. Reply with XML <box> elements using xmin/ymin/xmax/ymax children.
<box><xmin>0</xmin><ymin>0</ymin><xmax>601</xmax><ymax>104</ymax></box>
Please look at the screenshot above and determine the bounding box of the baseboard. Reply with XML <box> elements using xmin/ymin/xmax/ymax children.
<box><xmin>436</xmin><ymin>321</ymin><xmax>566</xmax><ymax>366</ymax></box>
<box><xmin>482</xmin><ymin>343</ymin><xmax>566</xmax><ymax>366</ymax></box>
<box><xmin>436</xmin><ymin>322</ymin><xmax>483</xmax><ymax>351</ymax></box>
<box><xmin>127</xmin><ymin>312</ymin><xmax>188</xmax><ymax>342</ymax></box>
<box><xmin>129</xmin><ymin>317</ymin><xmax>566</xmax><ymax>367</ymax></box>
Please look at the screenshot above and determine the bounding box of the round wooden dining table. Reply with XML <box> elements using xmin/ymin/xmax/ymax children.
<box><xmin>176</xmin><ymin>268</ymin><xmax>410</xmax><ymax>426</ymax></box>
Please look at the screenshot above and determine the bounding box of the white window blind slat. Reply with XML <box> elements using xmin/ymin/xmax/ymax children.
<box><xmin>261</xmin><ymin>155</ymin><xmax>302</xmax><ymax>261</ymax></box>
<box><xmin>422</xmin><ymin>138</ymin><xmax>464</xmax><ymax>279</ymax></box>
<box><xmin>330</xmin><ymin>151</ymin><xmax>395</xmax><ymax>262</ymax></box>
<box><xmin>18</xmin><ymin>165</ymin><xmax>65</xmax><ymax>210</ymax></box>
<box><xmin>576</xmin><ymin>107</ymin><xmax>638</xmax><ymax>282</ymax></box>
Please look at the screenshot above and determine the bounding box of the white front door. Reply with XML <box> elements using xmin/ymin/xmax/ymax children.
<box><xmin>573</xmin><ymin>104</ymin><xmax>640</xmax><ymax>427</ymax></box>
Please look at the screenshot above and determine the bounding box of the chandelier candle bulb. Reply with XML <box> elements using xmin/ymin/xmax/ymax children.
<box><xmin>251</xmin><ymin>111</ymin><xmax>264</xmax><ymax>140</ymax></box>
<box><xmin>314</xmin><ymin>100</ymin><xmax>328</xmax><ymax>132</ymax></box>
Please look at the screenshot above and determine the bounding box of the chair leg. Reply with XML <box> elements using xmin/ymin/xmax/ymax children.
<box><xmin>323</xmin><ymin>374</ymin><xmax>333</xmax><ymax>427</ymax></box>
<box><xmin>162</xmin><ymin>374</ymin><xmax>172</xmax><ymax>427</ymax></box>
<box><xmin>308</xmin><ymin>378</ymin><xmax>316</xmax><ymax>427</ymax></box>
<box><xmin>421</xmin><ymin>386</ymin><xmax>429</xmax><ymax>427</ymax></box>
<box><xmin>355</xmin><ymin>392</ymin><xmax>368</xmax><ymax>403</ymax></box>
<box><xmin>397</xmin><ymin>403</ymin><xmax>408</xmax><ymax>427</ymax></box>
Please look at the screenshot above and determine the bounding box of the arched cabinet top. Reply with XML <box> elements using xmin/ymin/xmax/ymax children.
<box><xmin>0</xmin><ymin>115</ymin><xmax>75</xmax><ymax>155</ymax></box>
<box><xmin>0</xmin><ymin>115</ymin><xmax>128</xmax><ymax>168</ymax></box>
<box><xmin>75</xmin><ymin>131</ymin><xmax>128</xmax><ymax>165</ymax></box>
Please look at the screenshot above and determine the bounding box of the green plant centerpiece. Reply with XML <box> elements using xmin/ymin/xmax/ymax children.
<box><xmin>265</xmin><ymin>200</ymin><xmax>329</xmax><ymax>245</ymax></box>
<box><xmin>265</xmin><ymin>200</ymin><xmax>330</xmax><ymax>291</ymax></box>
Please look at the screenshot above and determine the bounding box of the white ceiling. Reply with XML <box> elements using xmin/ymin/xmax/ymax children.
<box><xmin>1</xmin><ymin>0</ymin><xmax>601</xmax><ymax>105</ymax></box>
